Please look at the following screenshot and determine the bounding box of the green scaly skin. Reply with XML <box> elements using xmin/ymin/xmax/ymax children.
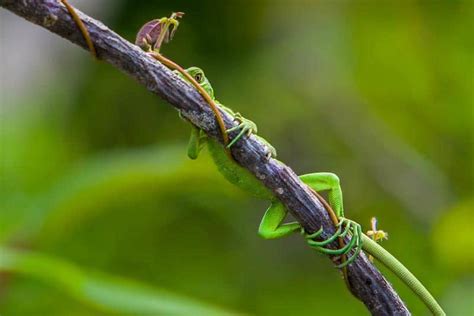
<box><xmin>177</xmin><ymin>67</ymin><xmax>445</xmax><ymax>316</ymax></box>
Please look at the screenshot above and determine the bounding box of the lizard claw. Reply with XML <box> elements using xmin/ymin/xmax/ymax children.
<box><xmin>224</xmin><ymin>113</ymin><xmax>277</xmax><ymax>161</ymax></box>
<box><xmin>303</xmin><ymin>217</ymin><xmax>364</xmax><ymax>269</ymax></box>
<box><xmin>334</xmin><ymin>218</ymin><xmax>363</xmax><ymax>268</ymax></box>
<box><xmin>226</xmin><ymin>115</ymin><xmax>258</xmax><ymax>148</ymax></box>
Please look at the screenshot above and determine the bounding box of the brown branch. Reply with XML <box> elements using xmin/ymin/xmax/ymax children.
<box><xmin>0</xmin><ymin>1</ymin><xmax>410</xmax><ymax>314</ymax></box>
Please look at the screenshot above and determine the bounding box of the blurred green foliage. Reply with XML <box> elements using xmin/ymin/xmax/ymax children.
<box><xmin>1</xmin><ymin>1</ymin><xmax>472</xmax><ymax>315</ymax></box>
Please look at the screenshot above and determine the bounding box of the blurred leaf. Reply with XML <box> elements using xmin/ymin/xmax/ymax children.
<box><xmin>0</xmin><ymin>247</ymin><xmax>239</xmax><ymax>315</ymax></box>
<box><xmin>1</xmin><ymin>144</ymin><xmax>238</xmax><ymax>244</ymax></box>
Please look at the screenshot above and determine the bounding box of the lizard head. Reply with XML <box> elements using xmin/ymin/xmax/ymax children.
<box><xmin>181</xmin><ymin>66</ymin><xmax>215</xmax><ymax>99</ymax></box>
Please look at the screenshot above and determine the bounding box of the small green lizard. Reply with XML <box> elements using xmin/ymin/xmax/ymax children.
<box><xmin>176</xmin><ymin>67</ymin><xmax>445</xmax><ymax>316</ymax></box>
<box><xmin>63</xmin><ymin>7</ymin><xmax>445</xmax><ymax>315</ymax></box>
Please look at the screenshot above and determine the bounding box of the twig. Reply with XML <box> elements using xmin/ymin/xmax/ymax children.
<box><xmin>0</xmin><ymin>1</ymin><xmax>410</xmax><ymax>314</ymax></box>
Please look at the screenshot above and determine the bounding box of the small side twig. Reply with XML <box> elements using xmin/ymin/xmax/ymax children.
<box><xmin>0</xmin><ymin>1</ymin><xmax>410</xmax><ymax>314</ymax></box>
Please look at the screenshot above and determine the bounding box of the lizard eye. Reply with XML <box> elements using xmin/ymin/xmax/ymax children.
<box><xmin>194</xmin><ymin>72</ymin><xmax>203</xmax><ymax>83</ymax></box>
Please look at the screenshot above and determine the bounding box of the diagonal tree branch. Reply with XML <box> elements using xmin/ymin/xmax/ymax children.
<box><xmin>0</xmin><ymin>1</ymin><xmax>410</xmax><ymax>314</ymax></box>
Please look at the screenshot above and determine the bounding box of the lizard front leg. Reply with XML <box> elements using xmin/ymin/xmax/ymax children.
<box><xmin>226</xmin><ymin>115</ymin><xmax>258</xmax><ymax>148</ymax></box>
<box><xmin>220</xmin><ymin>106</ymin><xmax>276</xmax><ymax>158</ymax></box>
<box><xmin>218</xmin><ymin>105</ymin><xmax>259</xmax><ymax>148</ymax></box>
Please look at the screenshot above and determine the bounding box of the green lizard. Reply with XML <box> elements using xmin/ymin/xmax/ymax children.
<box><xmin>176</xmin><ymin>67</ymin><xmax>445</xmax><ymax>316</ymax></box>
<box><xmin>63</xmin><ymin>6</ymin><xmax>445</xmax><ymax>315</ymax></box>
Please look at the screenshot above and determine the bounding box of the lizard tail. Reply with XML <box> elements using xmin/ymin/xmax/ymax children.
<box><xmin>361</xmin><ymin>235</ymin><xmax>445</xmax><ymax>316</ymax></box>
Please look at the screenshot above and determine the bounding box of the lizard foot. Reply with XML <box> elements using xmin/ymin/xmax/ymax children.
<box><xmin>302</xmin><ymin>217</ymin><xmax>363</xmax><ymax>269</ymax></box>
<box><xmin>226</xmin><ymin>113</ymin><xmax>258</xmax><ymax>148</ymax></box>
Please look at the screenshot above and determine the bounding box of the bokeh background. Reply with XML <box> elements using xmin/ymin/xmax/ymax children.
<box><xmin>1</xmin><ymin>1</ymin><xmax>473</xmax><ymax>315</ymax></box>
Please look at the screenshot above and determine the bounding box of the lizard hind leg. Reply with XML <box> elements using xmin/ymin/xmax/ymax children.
<box><xmin>299</xmin><ymin>172</ymin><xmax>363</xmax><ymax>267</ymax></box>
